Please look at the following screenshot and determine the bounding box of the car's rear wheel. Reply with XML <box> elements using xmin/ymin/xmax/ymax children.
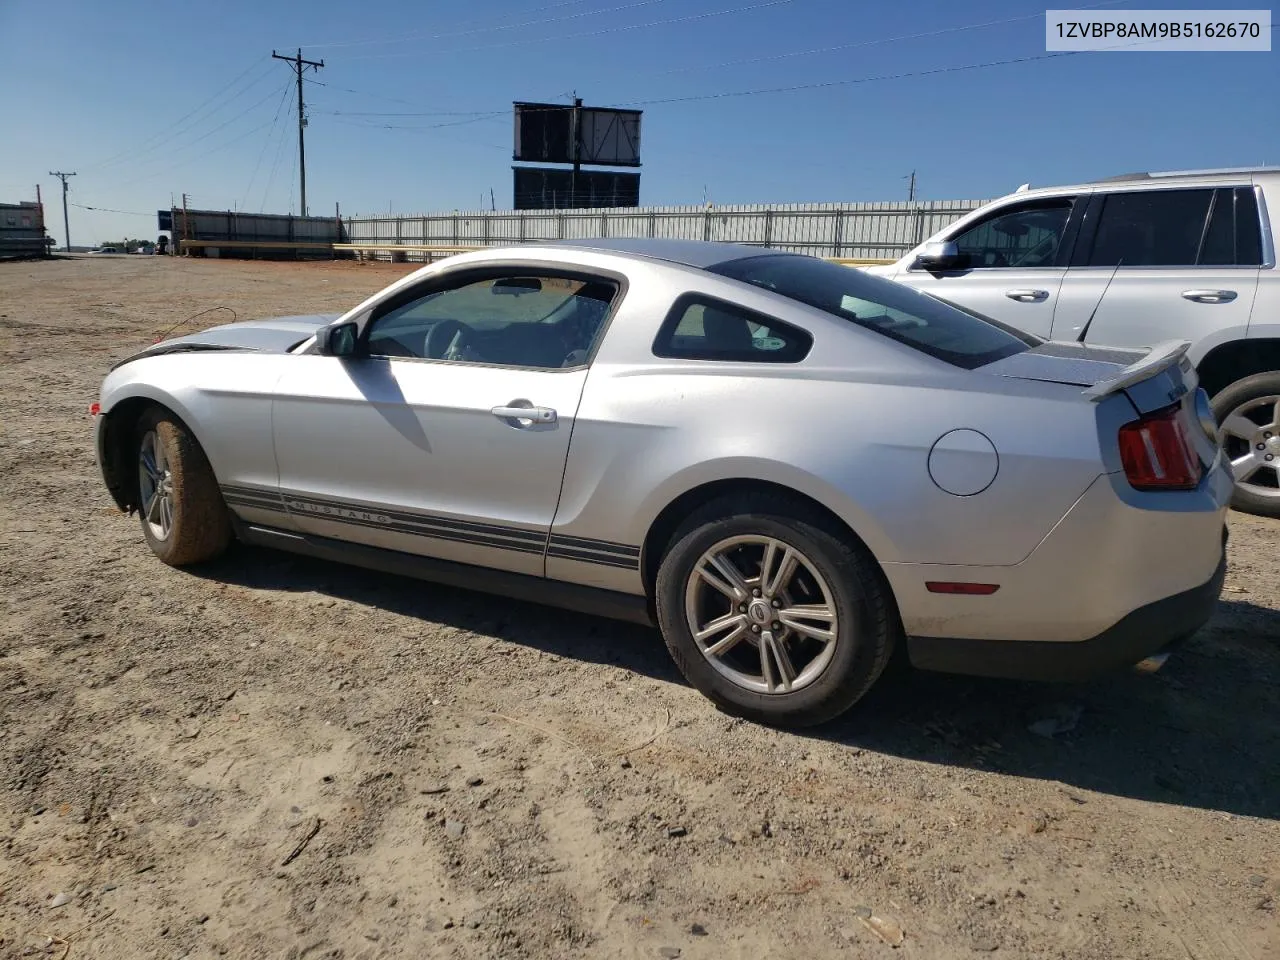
<box><xmin>135</xmin><ymin>407</ymin><xmax>232</xmax><ymax>565</ymax></box>
<box><xmin>1212</xmin><ymin>371</ymin><xmax>1280</xmax><ymax>518</ymax></box>
<box><xmin>655</xmin><ymin>493</ymin><xmax>895</xmax><ymax>727</ymax></box>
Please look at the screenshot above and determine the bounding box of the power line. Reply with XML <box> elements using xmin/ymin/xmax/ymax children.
<box><xmin>69</xmin><ymin>202</ymin><xmax>154</xmax><ymax>216</ymax></box>
<box><xmin>322</xmin><ymin>0</ymin><xmax>670</xmax><ymax>50</ymax></box>
<box><xmin>110</xmin><ymin>117</ymin><xmax>280</xmax><ymax>191</ymax></box>
<box><xmin>242</xmin><ymin>80</ymin><xmax>296</xmax><ymax>210</ymax></box>
<box><xmin>261</xmin><ymin>85</ymin><xmax>297</xmax><ymax>212</ymax></box>
<box><xmin>80</xmin><ymin>61</ymin><xmax>276</xmax><ymax>173</ymax></box>
<box><xmin>349</xmin><ymin>0</ymin><xmax>792</xmax><ymax>60</ymax></box>
<box><xmin>655</xmin><ymin>0</ymin><xmax>1134</xmax><ymax>76</ymax></box>
<box><xmin>102</xmin><ymin>83</ymin><xmax>288</xmax><ymax>190</ymax></box>
<box><xmin>297</xmin><ymin>0</ymin><xmax>604</xmax><ymax>48</ymax></box>
<box><xmin>316</xmin><ymin>108</ymin><xmax>509</xmax><ymax>118</ymax></box>
<box><xmin>609</xmin><ymin>49</ymin><xmax>1103</xmax><ymax>108</ymax></box>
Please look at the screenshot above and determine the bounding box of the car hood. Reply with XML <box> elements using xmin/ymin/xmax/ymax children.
<box><xmin>981</xmin><ymin>340</ymin><xmax>1148</xmax><ymax>387</ymax></box>
<box><xmin>113</xmin><ymin>314</ymin><xmax>340</xmax><ymax>368</ymax></box>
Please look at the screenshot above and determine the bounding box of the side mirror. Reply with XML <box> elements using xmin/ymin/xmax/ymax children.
<box><xmin>912</xmin><ymin>240</ymin><xmax>966</xmax><ymax>271</ymax></box>
<box><xmin>319</xmin><ymin>321</ymin><xmax>359</xmax><ymax>357</ymax></box>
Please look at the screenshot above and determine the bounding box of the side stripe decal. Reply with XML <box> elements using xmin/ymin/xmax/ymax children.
<box><xmin>218</xmin><ymin>484</ymin><xmax>639</xmax><ymax>571</ymax></box>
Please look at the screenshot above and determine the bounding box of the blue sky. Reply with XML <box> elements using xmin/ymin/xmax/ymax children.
<box><xmin>2</xmin><ymin>0</ymin><xmax>1274</xmax><ymax>244</ymax></box>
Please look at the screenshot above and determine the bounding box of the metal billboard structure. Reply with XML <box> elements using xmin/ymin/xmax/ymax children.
<box><xmin>512</xmin><ymin>99</ymin><xmax>642</xmax><ymax>209</ymax></box>
<box><xmin>513</xmin><ymin>167</ymin><xmax>641</xmax><ymax>210</ymax></box>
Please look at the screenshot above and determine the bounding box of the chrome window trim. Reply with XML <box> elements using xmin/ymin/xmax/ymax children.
<box><xmin>1255</xmin><ymin>183</ymin><xmax>1276</xmax><ymax>269</ymax></box>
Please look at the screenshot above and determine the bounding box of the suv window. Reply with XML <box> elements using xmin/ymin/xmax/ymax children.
<box><xmin>366</xmin><ymin>273</ymin><xmax>617</xmax><ymax>369</ymax></box>
<box><xmin>1086</xmin><ymin>189</ymin><xmax>1211</xmax><ymax>266</ymax></box>
<box><xmin>950</xmin><ymin>200</ymin><xmax>1073</xmax><ymax>269</ymax></box>
<box><xmin>710</xmin><ymin>254</ymin><xmax>1036</xmax><ymax>369</ymax></box>
<box><xmin>1198</xmin><ymin>187</ymin><xmax>1264</xmax><ymax>266</ymax></box>
<box><xmin>654</xmin><ymin>295</ymin><xmax>812</xmax><ymax>363</ymax></box>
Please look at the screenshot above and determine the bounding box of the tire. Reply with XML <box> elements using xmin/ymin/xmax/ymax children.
<box><xmin>134</xmin><ymin>407</ymin><xmax>232</xmax><ymax>566</ymax></box>
<box><xmin>1210</xmin><ymin>371</ymin><xmax>1280</xmax><ymax>519</ymax></box>
<box><xmin>654</xmin><ymin>492</ymin><xmax>896</xmax><ymax>728</ymax></box>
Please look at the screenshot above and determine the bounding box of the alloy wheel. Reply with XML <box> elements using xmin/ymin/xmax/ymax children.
<box><xmin>138</xmin><ymin>430</ymin><xmax>174</xmax><ymax>540</ymax></box>
<box><xmin>683</xmin><ymin>534</ymin><xmax>840</xmax><ymax>695</ymax></box>
<box><xmin>1220</xmin><ymin>395</ymin><xmax>1280</xmax><ymax>500</ymax></box>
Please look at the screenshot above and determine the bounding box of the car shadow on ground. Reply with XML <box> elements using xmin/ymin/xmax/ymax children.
<box><xmin>196</xmin><ymin>548</ymin><xmax>1280</xmax><ymax>821</ymax></box>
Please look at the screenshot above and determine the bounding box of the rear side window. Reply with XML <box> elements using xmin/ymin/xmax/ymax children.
<box><xmin>653</xmin><ymin>294</ymin><xmax>812</xmax><ymax>363</ymax></box>
<box><xmin>710</xmin><ymin>254</ymin><xmax>1035</xmax><ymax>369</ymax></box>
<box><xmin>1199</xmin><ymin>187</ymin><xmax>1263</xmax><ymax>266</ymax></box>
<box><xmin>1086</xmin><ymin>189</ymin><xmax>1212</xmax><ymax>266</ymax></box>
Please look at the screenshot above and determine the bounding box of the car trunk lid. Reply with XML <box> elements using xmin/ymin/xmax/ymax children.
<box><xmin>983</xmin><ymin>339</ymin><xmax>1219</xmax><ymax>471</ymax></box>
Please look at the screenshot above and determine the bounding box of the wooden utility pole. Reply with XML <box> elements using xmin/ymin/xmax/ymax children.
<box><xmin>272</xmin><ymin>48</ymin><xmax>324</xmax><ymax>217</ymax></box>
<box><xmin>49</xmin><ymin>171</ymin><xmax>76</xmax><ymax>251</ymax></box>
<box><xmin>906</xmin><ymin>170</ymin><xmax>917</xmax><ymax>202</ymax></box>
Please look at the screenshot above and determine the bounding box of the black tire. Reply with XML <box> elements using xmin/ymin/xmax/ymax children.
<box><xmin>134</xmin><ymin>407</ymin><xmax>232</xmax><ymax>566</ymax></box>
<box><xmin>1210</xmin><ymin>371</ymin><xmax>1280</xmax><ymax>519</ymax></box>
<box><xmin>654</xmin><ymin>491</ymin><xmax>896</xmax><ymax>728</ymax></box>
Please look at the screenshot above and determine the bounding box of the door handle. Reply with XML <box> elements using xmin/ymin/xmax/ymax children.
<box><xmin>491</xmin><ymin>403</ymin><xmax>557</xmax><ymax>425</ymax></box>
<box><xmin>1181</xmin><ymin>289</ymin><xmax>1237</xmax><ymax>304</ymax></box>
<box><xmin>1004</xmin><ymin>288</ymin><xmax>1049</xmax><ymax>303</ymax></box>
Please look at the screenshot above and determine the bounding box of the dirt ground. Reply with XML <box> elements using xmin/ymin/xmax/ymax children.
<box><xmin>1</xmin><ymin>255</ymin><xmax>1277</xmax><ymax>960</ymax></box>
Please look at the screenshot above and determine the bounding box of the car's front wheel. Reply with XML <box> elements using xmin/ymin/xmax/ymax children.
<box><xmin>1212</xmin><ymin>371</ymin><xmax>1280</xmax><ymax>518</ymax></box>
<box><xmin>655</xmin><ymin>493</ymin><xmax>895</xmax><ymax>727</ymax></box>
<box><xmin>135</xmin><ymin>407</ymin><xmax>232</xmax><ymax>565</ymax></box>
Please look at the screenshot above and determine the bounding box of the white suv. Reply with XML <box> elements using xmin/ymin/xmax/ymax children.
<box><xmin>870</xmin><ymin>166</ymin><xmax>1280</xmax><ymax>518</ymax></box>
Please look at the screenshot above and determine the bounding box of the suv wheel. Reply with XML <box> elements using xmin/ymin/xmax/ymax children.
<box><xmin>655</xmin><ymin>492</ymin><xmax>896</xmax><ymax>728</ymax></box>
<box><xmin>1212</xmin><ymin>372</ymin><xmax>1280</xmax><ymax>518</ymax></box>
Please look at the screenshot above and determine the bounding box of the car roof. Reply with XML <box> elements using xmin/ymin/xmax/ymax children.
<box><xmin>1012</xmin><ymin>165</ymin><xmax>1280</xmax><ymax>198</ymax></box>
<box><xmin>526</xmin><ymin>237</ymin><xmax>787</xmax><ymax>270</ymax></box>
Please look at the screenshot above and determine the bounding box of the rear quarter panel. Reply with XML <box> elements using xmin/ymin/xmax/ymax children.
<box><xmin>548</xmin><ymin>261</ymin><xmax>1114</xmax><ymax>592</ymax></box>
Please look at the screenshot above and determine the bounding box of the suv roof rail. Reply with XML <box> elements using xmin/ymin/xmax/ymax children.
<box><xmin>1098</xmin><ymin>165</ymin><xmax>1280</xmax><ymax>182</ymax></box>
<box><xmin>1097</xmin><ymin>171</ymin><xmax>1152</xmax><ymax>182</ymax></box>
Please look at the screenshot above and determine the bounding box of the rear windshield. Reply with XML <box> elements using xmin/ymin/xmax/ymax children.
<box><xmin>709</xmin><ymin>254</ymin><xmax>1037</xmax><ymax>369</ymax></box>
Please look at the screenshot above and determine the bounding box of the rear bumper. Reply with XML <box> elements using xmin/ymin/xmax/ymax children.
<box><xmin>905</xmin><ymin>536</ymin><xmax>1226</xmax><ymax>681</ymax></box>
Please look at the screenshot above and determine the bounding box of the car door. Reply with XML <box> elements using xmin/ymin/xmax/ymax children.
<box><xmin>1050</xmin><ymin>186</ymin><xmax>1262</xmax><ymax>347</ymax></box>
<box><xmin>270</xmin><ymin>267</ymin><xmax>620</xmax><ymax>576</ymax></box>
<box><xmin>888</xmin><ymin>195</ymin><xmax>1085</xmax><ymax>339</ymax></box>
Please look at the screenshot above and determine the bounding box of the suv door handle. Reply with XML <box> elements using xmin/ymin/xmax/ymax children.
<box><xmin>1004</xmin><ymin>288</ymin><xmax>1049</xmax><ymax>303</ymax></box>
<box><xmin>1181</xmin><ymin>289</ymin><xmax>1237</xmax><ymax>304</ymax></box>
<box><xmin>491</xmin><ymin>403</ymin><xmax>557</xmax><ymax>425</ymax></box>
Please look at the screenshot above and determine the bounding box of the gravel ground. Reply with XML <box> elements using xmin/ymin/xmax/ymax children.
<box><xmin>1</xmin><ymin>255</ymin><xmax>1277</xmax><ymax>960</ymax></box>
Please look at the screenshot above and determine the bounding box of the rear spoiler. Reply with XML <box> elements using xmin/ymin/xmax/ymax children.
<box><xmin>1081</xmin><ymin>340</ymin><xmax>1192</xmax><ymax>402</ymax></box>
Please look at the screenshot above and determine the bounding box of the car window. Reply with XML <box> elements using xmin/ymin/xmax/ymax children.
<box><xmin>950</xmin><ymin>200</ymin><xmax>1073</xmax><ymax>269</ymax></box>
<box><xmin>1086</xmin><ymin>189</ymin><xmax>1214</xmax><ymax>267</ymax></box>
<box><xmin>710</xmin><ymin>254</ymin><xmax>1036</xmax><ymax>369</ymax></box>
<box><xmin>655</xmin><ymin>296</ymin><xmax>812</xmax><ymax>363</ymax></box>
<box><xmin>366</xmin><ymin>273</ymin><xmax>617</xmax><ymax>369</ymax></box>
<box><xmin>1199</xmin><ymin>187</ymin><xmax>1264</xmax><ymax>267</ymax></box>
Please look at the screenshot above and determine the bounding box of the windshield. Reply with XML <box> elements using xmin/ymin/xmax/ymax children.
<box><xmin>709</xmin><ymin>254</ymin><xmax>1038</xmax><ymax>369</ymax></box>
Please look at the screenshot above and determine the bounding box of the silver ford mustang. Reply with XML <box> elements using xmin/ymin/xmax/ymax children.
<box><xmin>94</xmin><ymin>238</ymin><xmax>1232</xmax><ymax>726</ymax></box>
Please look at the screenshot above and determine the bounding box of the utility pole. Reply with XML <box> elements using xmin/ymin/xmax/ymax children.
<box><xmin>49</xmin><ymin>171</ymin><xmax>76</xmax><ymax>251</ymax></box>
<box><xmin>272</xmin><ymin>48</ymin><xmax>324</xmax><ymax>217</ymax></box>
<box><xmin>570</xmin><ymin>96</ymin><xmax>582</xmax><ymax>210</ymax></box>
<box><xmin>906</xmin><ymin>170</ymin><xmax>917</xmax><ymax>202</ymax></box>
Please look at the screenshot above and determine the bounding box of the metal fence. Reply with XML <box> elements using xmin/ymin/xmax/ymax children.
<box><xmin>172</xmin><ymin>208</ymin><xmax>345</xmax><ymax>257</ymax></box>
<box><xmin>342</xmin><ymin>199</ymin><xmax>987</xmax><ymax>262</ymax></box>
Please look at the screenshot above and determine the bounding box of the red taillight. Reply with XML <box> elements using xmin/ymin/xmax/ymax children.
<box><xmin>1118</xmin><ymin>403</ymin><xmax>1200</xmax><ymax>491</ymax></box>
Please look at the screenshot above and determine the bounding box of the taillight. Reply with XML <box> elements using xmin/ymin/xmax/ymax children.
<box><xmin>1118</xmin><ymin>403</ymin><xmax>1201</xmax><ymax>491</ymax></box>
